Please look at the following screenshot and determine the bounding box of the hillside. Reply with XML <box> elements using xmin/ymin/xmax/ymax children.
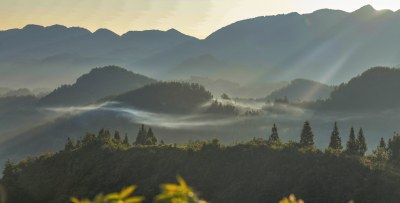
<box><xmin>321</xmin><ymin>67</ymin><xmax>400</xmax><ymax>111</ymax></box>
<box><xmin>2</xmin><ymin>135</ymin><xmax>400</xmax><ymax>203</ymax></box>
<box><xmin>114</xmin><ymin>82</ymin><xmax>213</xmax><ymax>114</ymax></box>
<box><xmin>266</xmin><ymin>79</ymin><xmax>333</xmax><ymax>102</ymax></box>
<box><xmin>39</xmin><ymin>66</ymin><xmax>156</xmax><ymax>106</ymax></box>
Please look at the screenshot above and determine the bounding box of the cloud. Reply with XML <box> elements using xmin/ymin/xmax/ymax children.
<box><xmin>44</xmin><ymin>102</ymin><xmax>243</xmax><ymax>129</ymax></box>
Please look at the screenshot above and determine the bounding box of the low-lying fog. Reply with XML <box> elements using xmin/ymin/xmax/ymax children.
<box><xmin>1</xmin><ymin>99</ymin><xmax>400</xmax><ymax>170</ymax></box>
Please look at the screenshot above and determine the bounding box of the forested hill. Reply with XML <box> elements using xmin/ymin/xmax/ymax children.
<box><xmin>321</xmin><ymin>67</ymin><xmax>400</xmax><ymax>111</ymax></box>
<box><xmin>39</xmin><ymin>66</ymin><xmax>156</xmax><ymax>106</ymax></box>
<box><xmin>113</xmin><ymin>82</ymin><xmax>213</xmax><ymax>114</ymax></box>
<box><xmin>2</xmin><ymin>127</ymin><xmax>400</xmax><ymax>203</ymax></box>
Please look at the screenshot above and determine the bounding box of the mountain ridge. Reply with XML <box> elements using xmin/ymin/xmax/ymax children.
<box><xmin>2</xmin><ymin>5</ymin><xmax>400</xmax><ymax>88</ymax></box>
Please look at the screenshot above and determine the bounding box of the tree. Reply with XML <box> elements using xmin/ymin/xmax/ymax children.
<box><xmin>114</xmin><ymin>130</ymin><xmax>121</xmax><ymax>144</ymax></box>
<box><xmin>357</xmin><ymin>128</ymin><xmax>367</xmax><ymax>156</ymax></box>
<box><xmin>346</xmin><ymin>127</ymin><xmax>358</xmax><ymax>155</ymax></box>
<box><xmin>123</xmin><ymin>134</ymin><xmax>130</xmax><ymax>147</ymax></box>
<box><xmin>145</xmin><ymin>128</ymin><xmax>157</xmax><ymax>145</ymax></box>
<box><xmin>135</xmin><ymin>125</ymin><xmax>157</xmax><ymax>145</ymax></box>
<box><xmin>328</xmin><ymin>122</ymin><xmax>342</xmax><ymax>150</ymax></box>
<box><xmin>98</xmin><ymin>128</ymin><xmax>111</xmax><ymax>140</ymax></box>
<box><xmin>135</xmin><ymin>124</ymin><xmax>147</xmax><ymax>145</ymax></box>
<box><xmin>3</xmin><ymin>159</ymin><xmax>16</xmax><ymax>177</ymax></box>
<box><xmin>371</xmin><ymin>147</ymin><xmax>389</xmax><ymax>169</ymax></box>
<box><xmin>300</xmin><ymin>121</ymin><xmax>314</xmax><ymax>147</ymax></box>
<box><xmin>81</xmin><ymin>133</ymin><xmax>96</xmax><ymax>146</ymax></box>
<box><xmin>388</xmin><ymin>133</ymin><xmax>400</xmax><ymax>162</ymax></box>
<box><xmin>372</xmin><ymin>140</ymin><xmax>390</xmax><ymax>169</ymax></box>
<box><xmin>379</xmin><ymin>137</ymin><xmax>386</xmax><ymax>149</ymax></box>
<box><xmin>64</xmin><ymin>137</ymin><xmax>75</xmax><ymax>151</ymax></box>
<box><xmin>221</xmin><ymin>93</ymin><xmax>231</xmax><ymax>100</ymax></box>
<box><xmin>267</xmin><ymin>123</ymin><xmax>281</xmax><ymax>145</ymax></box>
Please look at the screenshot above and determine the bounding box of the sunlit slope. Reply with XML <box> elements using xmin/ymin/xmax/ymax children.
<box><xmin>142</xmin><ymin>5</ymin><xmax>400</xmax><ymax>84</ymax></box>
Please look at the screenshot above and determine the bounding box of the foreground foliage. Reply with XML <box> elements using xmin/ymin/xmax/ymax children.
<box><xmin>72</xmin><ymin>177</ymin><xmax>305</xmax><ymax>203</ymax></box>
<box><xmin>71</xmin><ymin>176</ymin><xmax>207</xmax><ymax>203</ymax></box>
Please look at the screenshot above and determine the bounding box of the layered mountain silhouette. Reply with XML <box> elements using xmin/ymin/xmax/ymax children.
<box><xmin>3</xmin><ymin>5</ymin><xmax>400</xmax><ymax>87</ymax></box>
<box><xmin>266</xmin><ymin>79</ymin><xmax>333</xmax><ymax>102</ymax></box>
<box><xmin>141</xmin><ymin>5</ymin><xmax>400</xmax><ymax>83</ymax></box>
<box><xmin>0</xmin><ymin>25</ymin><xmax>196</xmax><ymax>87</ymax></box>
<box><xmin>39</xmin><ymin>66</ymin><xmax>156</xmax><ymax>106</ymax></box>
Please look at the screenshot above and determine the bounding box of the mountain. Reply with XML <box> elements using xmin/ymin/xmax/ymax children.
<box><xmin>0</xmin><ymin>25</ymin><xmax>197</xmax><ymax>87</ymax></box>
<box><xmin>266</xmin><ymin>79</ymin><xmax>333</xmax><ymax>102</ymax></box>
<box><xmin>3</xmin><ymin>6</ymin><xmax>400</xmax><ymax>87</ymax></box>
<box><xmin>39</xmin><ymin>66</ymin><xmax>156</xmax><ymax>106</ymax></box>
<box><xmin>321</xmin><ymin>67</ymin><xmax>400</xmax><ymax>111</ymax></box>
<box><xmin>141</xmin><ymin>5</ymin><xmax>400</xmax><ymax>84</ymax></box>
<box><xmin>113</xmin><ymin>82</ymin><xmax>213</xmax><ymax>114</ymax></box>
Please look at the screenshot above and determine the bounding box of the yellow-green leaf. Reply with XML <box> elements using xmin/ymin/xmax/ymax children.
<box><xmin>105</xmin><ymin>192</ymin><xmax>120</xmax><ymax>200</ymax></box>
<box><xmin>120</xmin><ymin>185</ymin><xmax>136</xmax><ymax>198</ymax></box>
<box><xmin>70</xmin><ymin>197</ymin><xmax>80</xmax><ymax>203</ymax></box>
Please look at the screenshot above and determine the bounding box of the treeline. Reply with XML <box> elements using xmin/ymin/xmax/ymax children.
<box><xmin>2</xmin><ymin>124</ymin><xmax>400</xmax><ymax>203</ymax></box>
<box><xmin>64</xmin><ymin>125</ymin><xmax>159</xmax><ymax>151</ymax></box>
<box><xmin>264</xmin><ymin>121</ymin><xmax>400</xmax><ymax>169</ymax></box>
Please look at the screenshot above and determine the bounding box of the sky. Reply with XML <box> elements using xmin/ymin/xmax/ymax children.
<box><xmin>1</xmin><ymin>0</ymin><xmax>400</xmax><ymax>38</ymax></box>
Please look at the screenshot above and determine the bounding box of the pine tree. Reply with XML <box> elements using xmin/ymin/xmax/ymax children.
<box><xmin>3</xmin><ymin>160</ymin><xmax>15</xmax><ymax>177</ymax></box>
<box><xmin>346</xmin><ymin>127</ymin><xmax>358</xmax><ymax>155</ymax></box>
<box><xmin>267</xmin><ymin>123</ymin><xmax>280</xmax><ymax>145</ymax></box>
<box><xmin>379</xmin><ymin>137</ymin><xmax>386</xmax><ymax>149</ymax></box>
<box><xmin>357</xmin><ymin>128</ymin><xmax>367</xmax><ymax>156</ymax></box>
<box><xmin>135</xmin><ymin>124</ymin><xmax>147</xmax><ymax>145</ymax></box>
<box><xmin>98</xmin><ymin>128</ymin><xmax>111</xmax><ymax>140</ymax></box>
<box><xmin>300</xmin><ymin>121</ymin><xmax>314</xmax><ymax>147</ymax></box>
<box><xmin>123</xmin><ymin>134</ymin><xmax>130</xmax><ymax>147</ymax></box>
<box><xmin>82</xmin><ymin>133</ymin><xmax>96</xmax><ymax>146</ymax></box>
<box><xmin>328</xmin><ymin>122</ymin><xmax>342</xmax><ymax>150</ymax></box>
<box><xmin>98</xmin><ymin>128</ymin><xmax>106</xmax><ymax>138</ymax></box>
<box><xmin>64</xmin><ymin>137</ymin><xmax>75</xmax><ymax>151</ymax></box>
<box><xmin>388</xmin><ymin>133</ymin><xmax>400</xmax><ymax>161</ymax></box>
<box><xmin>145</xmin><ymin>128</ymin><xmax>157</xmax><ymax>145</ymax></box>
<box><xmin>114</xmin><ymin>130</ymin><xmax>121</xmax><ymax>144</ymax></box>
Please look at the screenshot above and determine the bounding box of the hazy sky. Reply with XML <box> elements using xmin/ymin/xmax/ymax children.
<box><xmin>1</xmin><ymin>0</ymin><xmax>400</xmax><ymax>38</ymax></box>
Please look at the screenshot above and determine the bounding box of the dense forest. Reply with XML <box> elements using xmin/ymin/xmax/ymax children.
<box><xmin>3</xmin><ymin>122</ymin><xmax>400</xmax><ymax>203</ymax></box>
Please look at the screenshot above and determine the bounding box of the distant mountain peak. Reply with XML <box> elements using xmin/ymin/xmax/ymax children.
<box><xmin>352</xmin><ymin>4</ymin><xmax>377</xmax><ymax>16</ymax></box>
<box><xmin>167</xmin><ymin>28</ymin><xmax>179</xmax><ymax>33</ymax></box>
<box><xmin>47</xmin><ymin>24</ymin><xmax>68</xmax><ymax>30</ymax></box>
<box><xmin>22</xmin><ymin>24</ymin><xmax>44</xmax><ymax>30</ymax></box>
<box><xmin>93</xmin><ymin>28</ymin><xmax>119</xmax><ymax>37</ymax></box>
